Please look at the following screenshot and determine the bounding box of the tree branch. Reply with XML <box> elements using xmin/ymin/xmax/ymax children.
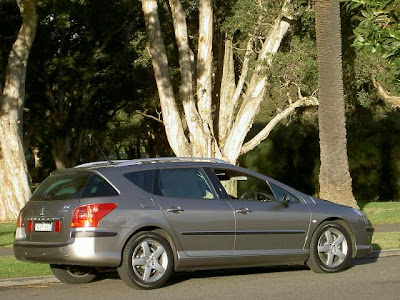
<box><xmin>241</xmin><ymin>96</ymin><xmax>318</xmax><ymax>155</ymax></box>
<box><xmin>371</xmin><ymin>76</ymin><xmax>400</xmax><ymax>108</ymax></box>
<box><xmin>135</xmin><ymin>110</ymin><xmax>164</xmax><ymax>124</ymax></box>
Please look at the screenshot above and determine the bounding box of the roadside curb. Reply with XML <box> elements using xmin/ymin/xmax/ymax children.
<box><xmin>0</xmin><ymin>275</ymin><xmax>59</xmax><ymax>288</ymax></box>
<box><xmin>364</xmin><ymin>249</ymin><xmax>400</xmax><ymax>259</ymax></box>
<box><xmin>0</xmin><ymin>249</ymin><xmax>399</xmax><ymax>288</ymax></box>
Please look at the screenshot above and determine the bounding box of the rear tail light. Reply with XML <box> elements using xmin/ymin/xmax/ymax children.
<box><xmin>71</xmin><ymin>203</ymin><xmax>117</xmax><ymax>228</ymax></box>
<box><xmin>16</xmin><ymin>212</ymin><xmax>24</xmax><ymax>228</ymax></box>
<box><xmin>55</xmin><ymin>220</ymin><xmax>61</xmax><ymax>232</ymax></box>
<box><xmin>27</xmin><ymin>220</ymin><xmax>34</xmax><ymax>232</ymax></box>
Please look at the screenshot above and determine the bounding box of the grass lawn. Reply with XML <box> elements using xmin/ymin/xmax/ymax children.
<box><xmin>0</xmin><ymin>222</ymin><xmax>15</xmax><ymax>248</ymax></box>
<box><xmin>359</xmin><ymin>202</ymin><xmax>400</xmax><ymax>225</ymax></box>
<box><xmin>0</xmin><ymin>256</ymin><xmax>51</xmax><ymax>279</ymax></box>
<box><xmin>372</xmin><ymin>232</ymin><xmax>400</xmax><ymax>250</ymax></box>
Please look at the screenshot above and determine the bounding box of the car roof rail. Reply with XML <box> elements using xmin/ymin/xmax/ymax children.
<box><xmin>74</xmin><ymin>160</ymin><xmax>131</xmax><ymax>168</ymax></box>
<box><xmin>116</xmin><ymin>157</ymin><xmax>230</xmax><ymax>167</ymax></box>
<box><xmin>74</xmin><ymin>157</ymin><xmax>230</xmax><ymax>168</ymax></box>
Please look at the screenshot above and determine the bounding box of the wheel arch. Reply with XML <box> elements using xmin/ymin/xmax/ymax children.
<box><xmin>119</xmin><ymin>225</ymin><xmax>180</xmax><ymax>270</ymax></box>
<box><xmin>307</xmin><ymin>217</ymin><xmax>356</xmax><ymax>258</ymax></box>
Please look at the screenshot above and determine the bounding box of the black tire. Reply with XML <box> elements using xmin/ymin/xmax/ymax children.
<box><xmin>307</xmin><ymin>221</ymin><xmax>352</xmax><ymax>273</ymax></box>
<box><xmin>50</xmin><ymin>265</ymin><xmax>97</xmax><ymax>284</ymax></box>
<box><xmin>117</xmin><ymin>231</ymin><xmax>174</xmax><ymax>290</ymax></box>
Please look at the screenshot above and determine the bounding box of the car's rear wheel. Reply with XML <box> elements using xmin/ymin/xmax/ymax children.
<box><xmin>50</xmin><ymin>264</ymin><xmax>97</xmax><ymax>284</ymax></box>
<box><xmin>307</xmin><ymin>221</ymin><xmax>352</xmax><ymax>273</ymax></box>
<box><xmin>117</xmin><ymin>231</ymin><xmax>174</xmax><ymax>289</ymax></box>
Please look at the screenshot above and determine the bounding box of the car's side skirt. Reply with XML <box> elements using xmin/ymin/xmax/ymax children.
<box><xmin>175</xmin><ymin>249</ymin><xmax>309</xmax><ymax>271</ymax></box>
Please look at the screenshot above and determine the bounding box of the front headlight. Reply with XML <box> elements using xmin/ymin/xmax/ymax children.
<box><xmin>351</xmin><ymin>208</ymin><xmax>366</xmax><ymax>218</ymax></box>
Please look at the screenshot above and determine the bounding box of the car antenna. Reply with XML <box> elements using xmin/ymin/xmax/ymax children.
<box><xmin>88</xmin><ymin>133</ymin><xmax>112</xmax><ymax>165</ymax></box>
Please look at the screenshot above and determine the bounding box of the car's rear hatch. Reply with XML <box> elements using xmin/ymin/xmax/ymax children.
<box><xmin>21</xmin><ymin>172</ymin><xmax>91</xmax><ymax>244</ymax></box>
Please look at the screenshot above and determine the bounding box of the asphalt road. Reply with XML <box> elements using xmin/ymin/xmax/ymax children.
<box><xmin>0</xmin><ymin>256</ymin><xmax>399</xmax><ymax>300</ymax></box>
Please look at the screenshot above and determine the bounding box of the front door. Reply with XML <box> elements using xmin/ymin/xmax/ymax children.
<box><xmin>153</xmin><ymin>167</ymin><xmax>235</xmax><ymax>257</ymax></box>
<box><xmin>209</xmin><ymin>168</ymin><xmax>311</xmax><ymax>255</ymax></box>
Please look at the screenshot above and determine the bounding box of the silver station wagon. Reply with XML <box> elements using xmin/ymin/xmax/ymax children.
<box><xmin>14</xmin><ymin>158</ymin><xmax>374</xmax><ymax>289</ymax></box>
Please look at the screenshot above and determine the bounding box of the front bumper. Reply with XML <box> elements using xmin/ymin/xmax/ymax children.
<box><xmin>354</xmin><ymin>226</ymin><xmax>374</xmax><ymax>258</ymax></box>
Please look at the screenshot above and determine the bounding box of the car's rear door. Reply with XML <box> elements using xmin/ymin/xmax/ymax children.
<box><xmin>153</xmin><ymin>167</ymin><xmax>235</xmax><ymax>257</ymax></box>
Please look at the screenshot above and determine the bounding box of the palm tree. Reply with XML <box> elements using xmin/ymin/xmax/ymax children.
<box><xmin>315</xmin><ymin>0</ymin><xmax>358</xmax><ymax>208</ymax></box>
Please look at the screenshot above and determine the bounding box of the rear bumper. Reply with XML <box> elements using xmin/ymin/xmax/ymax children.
<box><xmin>14</xmin><ymin>233</ymin><xmax>121</xmax><ymax>267</ymax></box>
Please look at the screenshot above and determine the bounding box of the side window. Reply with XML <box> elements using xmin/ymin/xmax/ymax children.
<box><xmin>81</xmin><ymin>174</ymin><xmax>119</xmax><ymax>198</ymax></box>
<box><xmin>157</xmin><ymin>168</ymin><xmax>216</xmax><ymax>199</ymax></box>
<box><xmin>269</xmin><ymin>182</ymin><xmax>301</xmax><ymax>203</ymax></box>
<box><xmin>124</xmin><ymin>170</ymin><xmax>155</xmax><ymax>193</ymax></box>
<box><xmin>213</xmin><ymin>169</ymin><xmax>275</xmax><ymax>202</ymax></box>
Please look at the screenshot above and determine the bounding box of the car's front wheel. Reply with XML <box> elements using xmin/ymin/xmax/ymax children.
<box><xmin>117</xmin><ymin>231</ymin><xmax>174</xmax><ymax>289</ymax></box>
<box><xmin>307</xmin><ymin>221</ymin><xmax>352</xmax><ymax>273</ymax></box>
<box><xmin>50</xmin><ymin>264</ymin><xmax>97</xmax><ymax>284</ymax></box>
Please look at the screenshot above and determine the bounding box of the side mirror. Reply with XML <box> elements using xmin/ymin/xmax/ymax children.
<box><xmin>282</xmin><ymin>194</ymin><xmax>290</xmax><ymax>208</ymax></box>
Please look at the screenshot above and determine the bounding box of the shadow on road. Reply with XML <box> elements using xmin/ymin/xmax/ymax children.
<box><xmin>92</xmin><ymin>257</ymin><xmax>378</xmax><ymax>287</ymax></box>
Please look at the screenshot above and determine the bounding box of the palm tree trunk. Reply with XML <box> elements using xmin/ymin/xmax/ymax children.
<box><xmin>315</xmin><ymin>0</ymin><xmax>358</xmax><ymax>208</ymax></box>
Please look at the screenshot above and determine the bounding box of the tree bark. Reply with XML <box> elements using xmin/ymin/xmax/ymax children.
<box><xmin>196</xmin><ymin>0</ymin><xmax>213</xmax><ymax>133</ymax></box>
<box><xmin>0</xmin><ymin>0</ymin><xmax>38</xmax><ymax>221</ymax></box>
<box><xmin>223</xmin><ymin>3</ymin><xmax>291</xmax><ymax>164</ymax></box>
<box><xmin>315</xmin><ymin>0</ymin><xmax>358</xmax><ymax>208</ymax></box>
<box><xmin>142</xmin><ymin>0</ymin><xmax>190</xmax><ymax>157</ymax></box>
<box><xmin>168</xmin><ymin>0</ymin><xmax>209</xmax><ymax>156</ymax></box>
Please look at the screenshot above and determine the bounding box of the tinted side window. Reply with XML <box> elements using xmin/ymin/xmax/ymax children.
<box><xmin>81</xmin><ymin>174</ymin><xmax>118</xmax><ymax>198</ymax></box>
<box><xmin>157</xmin><ymin>168</ymin><xmax>216</xmax><ymax>199</ymax></box>
<box><xmin>31</xmin><ymin>173</ymin><xmax>90</xmax><ymax>201</ymax></box>
<box><xmin>124</xmin><ymin>170</ymin><xmax>155</xmax><ymax>193</ymax></box>
<box><xmin>269</xmin><ymin>182</ymin><xmax>301</xmax><ymax>203</ymax></box>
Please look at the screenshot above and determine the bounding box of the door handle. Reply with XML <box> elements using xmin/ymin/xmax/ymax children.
<box><xmin>167</xmin><ymin>206</ymin><xmax>185</xmax><ymax>213</ymax></box>
<box><xmin>235</xmin><ymin>207</ymin><xmax>252</xmax><ymax>214</ymax></box>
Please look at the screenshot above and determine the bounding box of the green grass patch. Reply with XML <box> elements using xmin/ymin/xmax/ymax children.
<box><xmin>359</xmin><ymin>202</ymin><xmax>400</xmax><ymax>224</ymax></box>
<box><xmin>0</xmin><ymin>222</ymin><xmax>15</xmax><ymax>248</ymax></box>
<box><xmin>372</xmin><ymin>232</ymin><xmax>400</xmax><ymax>250</ymax></box>
<box><xmin>0</xmin><ymin>256</ymin><xmax>51</xmax><ymax>279</ymax></box>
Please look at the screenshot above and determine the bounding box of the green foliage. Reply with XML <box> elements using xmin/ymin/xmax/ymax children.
<box><xmin>342</xmin><ymin>0</ymin><xmax>400</xmax><ymax>78</ymax></box>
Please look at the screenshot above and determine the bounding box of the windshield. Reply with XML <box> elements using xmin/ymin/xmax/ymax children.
<box><xmin>31</xmin><ymin>172</ymin><xmax>91</xmax><ymax>201</ymax></box>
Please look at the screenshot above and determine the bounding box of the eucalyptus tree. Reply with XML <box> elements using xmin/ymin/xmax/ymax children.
<box><xmin>141</xmin><ymin>0</ymin><xmax>318</xmax><ymax>165</ymax></box>
<box><xmin>315</xmin><ymin>0</ymin><xmax>357</xmax><ymax>208</ymax></box>
<box><xmin>0</xmin><ymin>0</ymin><xmax>37</xmax><ymax>221</ymax></box>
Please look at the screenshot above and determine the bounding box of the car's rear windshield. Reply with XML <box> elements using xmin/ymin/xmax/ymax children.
<box><xmin>31</xmin><ymin>172</ymin><xmax>91</xmax><ymax>201</ymax></box>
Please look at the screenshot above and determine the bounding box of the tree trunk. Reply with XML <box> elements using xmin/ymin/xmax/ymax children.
<box><xmin>196</xmin><ymin>0</ymin><xmax>213</xmax><ymax>132</ymax></box>
<box><xmin>315</xmin><ymin>0</ymin><xmax>358</xmax><ymax>208</ymax></box>
<box><xmin>142</xmin><ymin>0</ymin><xmax>190</xmax><ymax>157</ymax></box>
<box><xmin>0</xmin><ymin>0</ymin><xmax>38</xmax><ymax>221</ymax></box>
